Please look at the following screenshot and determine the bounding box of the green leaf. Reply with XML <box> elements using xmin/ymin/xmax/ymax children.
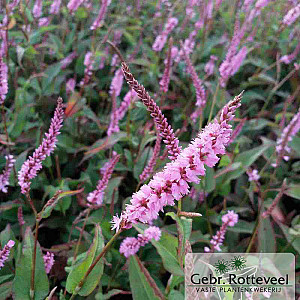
<box><xmin>78</xmin><ymin>225</ymin><xmax>104</xmax><ymax>296</ymax></box>
<box><xmin>284</xmin><ymin>184</ymin><xmax>300</xmax><ymax>200</ymax></box>
<box><xmin>12</xmin><ymin>227</ymin><xmax>49</xmax><ymax>300</ymax></box>
<box><xmin>204</xmin><ymin>166</ymin><xmax>215</xmax><ymax>193</ymax></box>
<box><xmin>134</xmin><ymin>224</ymin><xmax>183</xmax><ymax>276</ymax></box>
<box><xmin>235</xmin><ymin>145</ymin><xmax>269</xmax><ymax>167</ymax></box>
<box><xmin>129</xmin><ymin>255</ymin><xmax>164</xmax><ymax>300</ymax></box>
<box><xmin>66</xmin><ymin>224</ymin><xmax>104</xmax><ymax>296</ymax></box>
<box><xmin>258</xmin><ymin>217</ymin><xmax>276</xmax><ymax>252</ymax></box>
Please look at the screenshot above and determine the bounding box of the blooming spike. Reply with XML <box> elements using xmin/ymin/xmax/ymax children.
<box><xmin>121</xmin><ymin>61</ymin><xmax>181</xmax><ymax>160</ymax></box>
<box><xmin>18</xmin><ymin>98</ymin><xmax>65</xmax><ymax>194</ymax></box>
<box><xmin>43</xmin><ymin>252</ymin><xmax>54</xmax><ymax>274</ymax></box>
<box><xmin>0</xmin><ymin>57</ymin><xmax>8</xmax><ymax>105</ymax></box>
<box><xmin>0</xmin><ymin>240</ymin><xmax>15</xmax><ymax>269</ymax></box>
<box><xmin>0</xmin><ymin>155</ymin><xmax>15</xmax><ymax>193</ymax></box>
<box><xmin>87</xmin><ymin>153</ymin><xmax>120</xmax><ymax>206</ymax></box>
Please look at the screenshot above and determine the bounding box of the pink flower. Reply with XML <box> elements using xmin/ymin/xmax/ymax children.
<box><xmin>140</xmin><ymin>135</ymin><xmax>162</xmax><ymax>182</ymax></box>
<box><xmin>107</xmin><ymin>92</ymin><xmax>120</xmax><ymax>136</ymax></box>
<box><xmin>43</xmin><ymin>252</ymin><xmax>54</xmax><ymax>274</ymax></box>
<box><xmin>205</xmin><ymin>55</ymin><xmax>218</xmax><ymax>76</ymax></box>
<box><xmin>32</xmin><ymin>0</ymin><xmax>42</xmax><ymax>18</ymax></box>
<box><xmin>18</xmin><ymin>98</ymin><xmax>64</xmax><ymax>194</ymax></box>
<box><xmin>206</xmin><ymin>210</ymin><xmax>238</xmax><ymax>252</ymax></box>
<box><xmin>159</xmin><ymin>42</ymin><xmax>174</xmax><ymax>93</ymax></box>
<box><xmin>0</xmin><ymin>240</ymin><xmax>15</xmax><ymax>269</ymax></box>
<box><xmin>49</xmin><ymin>0</ymin><xmax>61</xmax><ymax>14</ymax></box>
<box><xmin>0</xmin><ymin>57</ymin><xmax>8</xmax><ymax>105</ymax></box>
<box><xmin>112</xmin><ymin>94</ymin><xmax>242</xmax><ymax>230</ymax></box>
<box><xmin>247</xmin><ymin>169</ymin><xmax>260</xmax><ymax>182</ymax></box>
<box><xmin>109</xmin><ymin>68</ymin><xmax>123</xmax><ymax>97</ymax></box>
<box><xmin>80</xmin><ymin>52</ymin><xmax>94</xmax><ymax>86</ymax></box>
<box><xmin>60</xmin><ymin>52</ymin><xmax>77</xmax><ymax>69</ymax></box>
<box><xmin>144</xmin><ymin>226</ymin><xmax>161</xmax><ymax>241</ymax></box>
<box><xmin>87</xmin><ymin>153</ymin><xmax>120</xmax><ymax>206</ymax></box>
<box><xmin>90</xmin><ymin>0</ymin><xmax>111</xmax><ymax>30</ymax></box>
<box><xmin>282</xmin><ymin>3</ymin><xmax>300</xmax><ymax>26</ymax></box>
<box><xmin>152</xmin><ymin>17</ymin><xmax>178</xmax><ymax>52</ymax></box>
<box><xmin>119</xmin><ymin>237</ymin><xmax>140</xmax><ymax>258</ymax></box>
<box><xmin>274</xmin><ymin>108</ymin><xmax>300</xmax><ymax>166</ymax></box>
<box><xmin>67</xmin><ymin>0</ymin><xmax>85</xmax><ymax>13</ymax></box>
<box><xmin>38</xmin><ymin>17</ymin><xmax>50</xmax><ymax>27</ymax></box>
<box><xmin>66</xmin><ymin>78</ymin><xmax>76</xmax><ymax>94</ymax></box>
<box><xmin>280</xmin><ymin>42</ymin><xmax>300</xmax><ymax>64</ymax></box>
<box><xmin>119</xmin><ymin>226</ymin><xmax>161</xmax><ymax>257</ymax></box>
<box><xmin>116</xmin><ymin>90</ymin><xmax>137</xmax><ymax>121</ymax></box>
<box><xmin>0</xmin><ymin>155</ymin><xmax>15</xmax><ymax>193</ymax></box>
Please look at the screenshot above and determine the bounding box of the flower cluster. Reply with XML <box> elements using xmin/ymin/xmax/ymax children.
<box><xmin>109</xmin><ymin>68</ymin><xmax>124</xmax><ymax>97</ymax></box>
<box><xmin>0</xmin><ymin>57</ymin><xmax>8</xmax><ymax>105</ymax></box>
<box><xmin>80</xmin><ymin>52</ymin><xmax>94</xmax><ymax>86</ymax></box>
<box><xmin>205</xmin><ymin>55</ymin><xmax>218</xmax><ymax>76</ymax></box>
<box><xmin>90</xmin><ymin>0</ymin><xmax>111</xmax><ymax>30</ymax></box>
<box><xmin>280</xmin><ymin>41</ymin><xmax>300</xmax><ymax>64</ymax></box>
<box><xmin>121</xmin><ymin>62</ymin><xmax>181</xmax><ymax>160</ymax></box>
<box><xmin>119</xmin><ymin>226</ymin><xmax>161</xmax><ymax>258</ymax></box>
<box><xmin>18</xmin><ymin>98</ymin><xmax>65</xmax><ymax>194</ymax></box>
<box><xmin>87</xmin><ymin>153</ymin><xmax>120</xmax><ymax>206</ymax></box>
<box><xmin>282</xmin><ymin>3</ymin><xmax>300</xmax><ymax>27</ymax></box>
<box><xmin>116</xmin><ymin>90</ymin><xmax>138</xmax><ymax>121</ymax></box>
<box><xmin>32</xmin><ymin>0</ymin><xmax>42</xmax><ymax>18</ymax></box>
<box><xmin>43</xmin><ymin>252</ymin><xmax>54</xmax><ymax>274</ymax></box>
<box><xmin>247</xmin><ymin>169</ymin><xmax>260</xmax><ymax>182</ymax></box>
<box><xmin>152</xmin><ymin>17</ymin><xmax>178</xmax><ymax>52</ymax></box>
<box><xmin>49</xmin><ymin>0</ymin><xmax>61</xmax><ymax>14</ymax></box>
<box><xmin>140</xmin><ymin>135</ymin><xmax>162</xmax><ymax>182</ymax></box>
<box><xmin>0</xmin><ymin>240</ymin><xmax>15</xmax><ymax>270</ymax></box>
<box><xmin>0</xmin><ymin>155</ymin><xmax>16</xmax><ymax>193</ymax></box>
<box><xmin>274</xmin><ymin>108</ymin><xmax>300</xmax><ymax>166</ymax></box>
<box><xmin>111</xmin><ymin>93</ymin><xmax>242</xmax><ymax>231</ymax></box>
<box><xmin>204</xmin><ymin>210</ymin><xmax>239</xmax><ymax>252</ymax></box>
<box><xmin>67</xmin><ymin>0</ymin><xmax>85</xmax><ymax>14</ymax></box>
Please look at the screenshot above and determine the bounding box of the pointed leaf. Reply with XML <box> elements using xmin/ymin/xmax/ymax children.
<box><xmin>12</xmin><ymin>227</ymin><xmax>49</xmax><ymax>300</ymax></box>
<box><xmin>129</xmin><ymin>255</ymin><xmax>164</xmax><ymax>300</ymax></box>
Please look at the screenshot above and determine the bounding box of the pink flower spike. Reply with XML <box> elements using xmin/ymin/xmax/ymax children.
<box><xmin>43</xmin><ymin>252</ymin><xmax>54</xmax><ymax>274</ymax></box>
<box><xmin>18</xmin><ymin>206</ymin><xmax>25</xmax><ymax>226</ymax></box>
<box><xmin>67</xmin><ymin>0</ymin><xmax>85</xmax><ymax>14</ymax></box>
<box><xmin>49</xmin><ymin>0</ymin><xmax>61</xmax><ymax>14</ymax></box>
<box><xmin>109</xmin><ymin>68</ymin><xmax>124</xmax><ymax>97</ymax></box>
<box><xmin>247</xmin><ymin>169</ymin><xmax>260</xmax><ymax>182</ymax></box>
<box><xmin>87</xmin><ymin>153</ymin><xmax>120</xmax><ymax>206</ymax></box>
<box><xmin>90</xmin><ymin>0</ymin><xmax>111</xmax><ymax>30</ymax></box>
<box><xmin>119</xmin><ymin>237</ymin><xmax>140</xmax><ymax>258</ymax></box>
<box><xmin>282</xmin><ymin>3</ymin><xmax>300</xmax><ymax>27</ymax></box>
<box><xmin>0</xmin><ymin>57</ymin><xmax>8</xmax><ymax>105</ymax></box>
<box><xmin>0</xmin><ymin>155</ymin><xmax>16</xmax><ymax>193</ymax></box>
<box><xmin>205</xmin><ymin>55</ymin><xmax>218</xmax><ymax>77</ymax></box>
<box><xmin>18</xmin><ymin>98</ymin><xmax>64</xmax><ymax>194</ymax></box>
<box><xmin>0</xmin><ymin>240</ymin><xmax>15</xmax><ymax>269</ymax></box>
<box><xmin>32</xmin><ymin>0</ymin><xmax>42</xmax><ymax>18</ymax></box>
<box><xmin>144</xmin><ymin>226</ymin><xmax>161</xmax><ymax>241</ymax></box>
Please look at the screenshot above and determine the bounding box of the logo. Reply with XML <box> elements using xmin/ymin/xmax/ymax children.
<box><xmin>185</xmin><ymin>253</ymin><xmax>295</xmax><ymax>299</ymax></box>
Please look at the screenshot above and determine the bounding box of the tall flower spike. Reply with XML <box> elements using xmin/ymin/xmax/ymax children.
<box><xmin>205</xmin><ymin>55</ymin><xmax>218</xmax><ymax>77</ymax></box>
<box><xmin>282</xmin><ymin>3</ymin><xmax>300</xmax><ymax>27</ymax></box>
<box><xmin>0</xmin><ymin>57</ymin><xmax>8</xmax><ymax>105</ymax></box>
<box><xmin>140</xmin><ymin>134</ymin><xmax>162</xmax><ymax>182</ymax></box>
<box><xmin>18</xmin><ymin>98</ymin><xmax>64</xmax><ymax>194</ymax></box>
<box><xmin>49</xmin><ymin>0</ymin><xmax>61</xmax><ymax>14</ymax></box>
<box><xmin>181</xmin><ymin>43</ymin><xmax>206</xmax><ymax>110</ymax></box>
<box><xmin>121</xmin><ymin>62</ymin><xmax>181</xmax><ymax>160</ymax></box>
<box><xmin>107</xmin><ymin>92</ymin><xmax>120</xmax><ymax>136</ymax></box>
<box><xmin>111</xmin><ymin>93</ymin><xmax>242</xmax><ymax>230</ymax></box>
<box><xmin>116</xmin><ymin>89</ymin><xmax>138</xmax><ymax>121</ymax></box>
<box><xmin>204</xmin><ymin>211</ymin><xmax>238</xmax><ymax>252</ymax></box>
<box><xmin>0</xmin><ymin>155</ymin><xmax>16</xmax><ymax>193</ymax></box>
<box><xmin>80</xmin><ymin>52</ymin><xmax>94</xmax><ymax>86</ymax></box>
<box><xmin>67</xmin><ymin>0</ymin><xmax>85</xmax><ymax>14</ymax></box>
<box><xmin>109</xmin><ymin>68</ymin><xmax>123</xmax><ymax>97</ymax></box>
<box><xmin>280</xmin><ymin>41</ymin><xmax>300</xmax><ymax>64</ymax></box>
<box><xmin>43</xmin><ymin>252</ymin><xmax>54</xmax><ymax>274</ymax></box>
<box><xmin>32</xmin><ymin>0</ymin><xmax>42</xmax><ymax>18</ymax></box>
<box><xmin>87</xmin><ymin>153</ymin><xmax>120</xmax><ymax>206</ymax></box>
<box><xmin>18</xmin><ymin>206</ymin><xmax>25</xmax><ymax>226</ymax></box>
<box><xmin>90</xmin><ymin>0</ymin><xmax>111</xmax><ymax>30</ymax></box>
<box><xmin>0</xmin><ymin>240</ymin><xmax>15</xmax><ymax>269</ymax></box>
<box><xmin>274</xmin><ymin>108</ymin><xmax>300</xmax><ymax>166</ymax></box>
<box><xmin>159</xmin><ymin>38</ymin><xmax>173</xmax><ymax>93</ymax></box>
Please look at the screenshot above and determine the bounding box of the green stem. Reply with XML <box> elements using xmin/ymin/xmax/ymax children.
<box><xmin>69</xmin><ymin>229</ymin><xmax>122</xmax><ymax>299</ymax></box>
<box><xmin>208</xmin><ymin>82</ymin><xmax>220</xmax><ymax>123</ymax></box>
<box><xmin>30</xmin><ymin>219</ymin><xmax>40</xmax><ymax>300</ymax></box>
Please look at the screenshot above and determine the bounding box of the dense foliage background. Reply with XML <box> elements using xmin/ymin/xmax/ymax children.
<box><xmin>0</xmin><ymin>0</ymin><xmax>299</xmax><ymax>299</ymax></box>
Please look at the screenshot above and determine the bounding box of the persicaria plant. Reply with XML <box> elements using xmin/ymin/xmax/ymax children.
<box><xmin>0</xmin><ymin>0</ymin><xmax>299</xmax><ymax>299</ymax></box>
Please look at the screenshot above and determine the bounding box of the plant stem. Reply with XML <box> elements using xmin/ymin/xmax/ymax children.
<box><xmin>30</xmin><ymin>219</ymin><xmax>40</xmax><ymax>300</ymax></box>
<box><xmin>208</xmin><ymin>82</ymin><xmax>220</xmax><ymax>123</ymax></box>
<box><xmin>69</xmin><ymin>229</ymin><xmax>122</xmax><ymax>299</ymax></box>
